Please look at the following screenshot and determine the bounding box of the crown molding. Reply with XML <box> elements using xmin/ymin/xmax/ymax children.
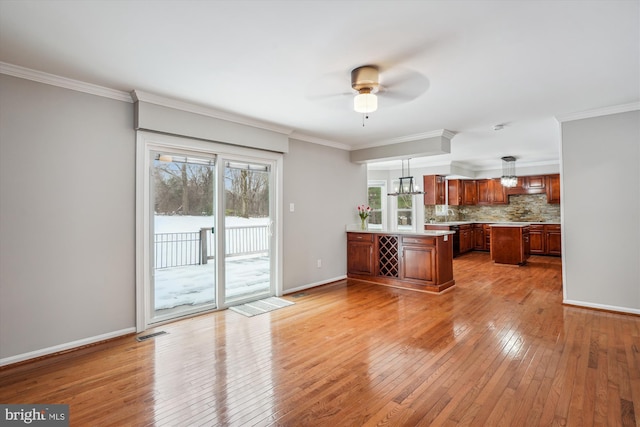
<box><xmin>0</xmin><ymin>62</ymin><xmax>133</xmax><ymax>103</ymax></box>
<box><xmin>556</xmin><ymin>102</ymin><xmax>640</xmax><ymax>123</ymax></box>
<box><xmin>350</xmin><ymin>129</ymin><xmax>457</xmax><ymax>151</ymax></box>
<box><xmin>289</xmin><ymin>129</ymin><xmax>456</xmax><ymax>152</ymax></box>
<box><xmin>382</xmin><ymin>128</ymin><xmax>457</xmax><ymax>144</ymax></box>
<box><xmin>471</xmin><ymin>159</ymin><xmax>560</xmax><ymax>172</ymax></box>
<box><xmin>288</xmin><ymin>132</ymin><xmax>351</xmax><ymax>151</ymax></box>
<box><xmin>132</xmin><ymin>90</ymin><xmax>293</xmax><ymax>136</ymax></box>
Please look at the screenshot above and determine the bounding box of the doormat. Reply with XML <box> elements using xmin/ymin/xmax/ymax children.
<box><xmin>229</xmin><ymin>297</ymin><xmax>294</xmax><ymax>317</ymax></box>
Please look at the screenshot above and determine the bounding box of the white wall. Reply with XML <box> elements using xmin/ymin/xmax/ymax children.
<box><xmin>561</xmin><ymin>110</ymin><xmax>640</xmax><ymax>313</ymax></box>
<box><xmin>0</xmin><ymin>75</ymin><xmax>136</xmax><ymax>361</ymax></box>
<box><xmin>283</xmin><ymin>139</ymin><xmax>366</xmax><ymax>292</ymax></box>
<box><xmin>0</xmin><ymin>75</ymin><xmax>367</xmax><ymax>363</ymax></box>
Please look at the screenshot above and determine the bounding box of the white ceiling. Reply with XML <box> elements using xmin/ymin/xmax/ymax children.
<box><xmin>1</xmin><ymin>0</ymin><xmax>638</xmax><ymax>171</ymax></box>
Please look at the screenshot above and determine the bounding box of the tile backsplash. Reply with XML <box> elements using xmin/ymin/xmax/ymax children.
<box><xmin>425</xmin><ymin>194</ymin><xmax>561</xmax><ymax>223</ymax></box>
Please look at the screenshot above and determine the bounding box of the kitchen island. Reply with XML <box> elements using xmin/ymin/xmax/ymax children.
<box><xmin>347</xmin><ymin>229</ymin><xmax>456</xmax><ymax>293</ymax></box>
<box><xmin>490</xmin><ymin>223</ymin><xmax>531</xmax><ymax>265</ymax></box>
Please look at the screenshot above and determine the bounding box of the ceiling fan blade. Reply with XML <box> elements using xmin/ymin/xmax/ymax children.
<box><xmin>375</xmin><ymin>40</ymin><xmax>440</xmax><ymax>71</ymax></box>
<box><xmin>307</xmin><ymin>92</ymin><xmax>351</xmax><ymax>101</ymax></box>
<box><xmin>306</xmin><ymin>69</ymin><xmax>351</xmax><ymax>99</ymax></box>
<box><xmin>377</xmin><ymin>68</ymin><xmax>430</xmax><ymax>106</ymax></box>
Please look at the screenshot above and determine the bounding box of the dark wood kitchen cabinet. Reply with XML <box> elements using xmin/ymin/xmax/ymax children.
<box><xmin>484</xmin><ymin>224</ymin><xmax>491</xmax><ymax>250</ymax></box>
<box><xmin>448</xmin><ymin>180</ymin><xmax>477</xmax><ymax>206</ymax></box>
<box><xmin>346</xmin><ymin>233</ymin><xmax>374</xmax><ymax>275</ymax></box>
<box><xmin>473</xmin><ymin>223</ymin><xmax>486</xmax><ymax>250</ymax></box>
<box><xmin>459</xmin><ymin>224</ymin><xmax>473</xmax><ymax>254</ymax></box>
<box><xmin>401</xmin><ymin>236</ymin><xmax>438</xmax><ymax>283</ymax></box>
<box><xmin>477</xmin><ymin>180</ymin><xmax>490</xmax><ymax>204</ymax></box>
<box><xmin>526</xmin><ymin>175</ymin><xmax>546</xmax><ymax>192</ymax></box>
<box><xmin>506</xmin><ymin>177</ymin><xmax>527</xmax><ymax>195</ymax></box>
<box><xmin>423</xmin><ymin>175</ymin><xmax>446</xmax><ymax>205</ymax></box>
<box><xmin>545</xmin><ymin>224</ymin><xmax>562</xmax><ymax>255</ymax></box>
<box><xmin>490</xmin><ymin>225</ymin><xmax>531</xmax><ymax>265</ymax></box>
<box><xmin>477</xmin><ymin>178</ymin><xmax>507</xmax><ymax>205</ymax></box>
<box><xmin>447</xmin><ymin>180</ymin><xmax>463</xmax><ymax>205</ymax></box>
<box><xmin>546</xmin><ymin>174</ymin><xmax>560</xmax><ymax>204</ymax></box>
<box><xmin>463</xmin><ymin>180</ymin><xmax>477</xmax><ymax>205</ymax></box>
<box><xmin>507</xmin><ymin>175</ymin><xmax>546</xmax><ymax>196</ymax></box>
<box><xmin>526</xmin><ymin>224</ymin><xmax>562</xmax><ymax>256</ymax></box>
<box><xmin>529</xmin><ymin>224</ymin><xmax>546</xmax><ymax>255</ymax></box>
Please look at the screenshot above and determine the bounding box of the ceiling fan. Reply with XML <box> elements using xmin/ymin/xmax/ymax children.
<box><xmin>351</xmin><ymin>65</ymin><xmax>380</xmax><ymax>113</ymax></box>
<box><xmin>307</xmin><ymin>61</ymin><xmax>429</xmax><ymax>116</ymax></box>
<box><xmin>307</xmin><ymin>57</ymin><xmax>429</xmax><ymax>118</ymax></box>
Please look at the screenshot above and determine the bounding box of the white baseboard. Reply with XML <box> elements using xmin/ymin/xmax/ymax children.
<box><xmin>563</xmin><ymin>299</ymin><xmax>640</xmax><ymax>316</ymax></box>
<box><xmin>0</xmin><ymin>327</ymin><xmax>136</xmax><ymax>367</ymax></box>
<box><xmin>284</xmin><ymin>275</ymin><xmax>347</xmax><ymax>295</ymax></box>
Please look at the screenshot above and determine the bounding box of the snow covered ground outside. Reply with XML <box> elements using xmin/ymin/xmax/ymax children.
<box><xmin>154</xmin><ymin>215</ymin><xmax>270</xmax><ymax>310</ymax></box>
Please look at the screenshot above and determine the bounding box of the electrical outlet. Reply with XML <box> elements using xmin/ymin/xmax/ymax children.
<box><xmin>289</xmin><ymin>203</ymin><xmax>295</xmax><ymax>212</ymax></box>
<box><xmin>317</xmin><ymin>259</ymin><xmax>322</xmax><ymax>268</ymax></box>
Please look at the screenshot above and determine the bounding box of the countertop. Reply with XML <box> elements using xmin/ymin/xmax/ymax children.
<box><xmin>347</xmin><ymin>227</ymin><xmax>455</xmax><ymax>237</ymax></box>
<box><xmin>425</xmin><ymin>221</ymin><xmax>560</xmax><ymax>226</ymax></box>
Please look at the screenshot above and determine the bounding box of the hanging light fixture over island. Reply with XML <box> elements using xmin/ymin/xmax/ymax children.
<box><xmin>500</xmin><ymin>156</ymin><xmax>518</xmax><ymax>188</ymax></box>
<box><xmin>387</xmin><ymin>159</ymin><xmax>425</xmax><ymax>196</ymax></box>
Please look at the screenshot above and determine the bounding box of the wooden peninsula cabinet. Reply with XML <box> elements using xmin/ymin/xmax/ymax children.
<box><xmin>347</xmin><ymin>230</ymin><xmax>455</xmax><ymax>293</ymax></box>
<box><xmin>489</xmin><ymin>224</ymin><xmax>531</xmax><ymax>265</ymax></box>
<box><xmin>346</xmin><ymin>232</ymin><xmax>374</xmax><ymax>275</ymax></box>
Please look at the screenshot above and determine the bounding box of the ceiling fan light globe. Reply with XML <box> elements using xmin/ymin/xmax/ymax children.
<box><xmin>354</xmin><ymin>93</ymin><xmax>377</xmax><ymax>113</ymax></box>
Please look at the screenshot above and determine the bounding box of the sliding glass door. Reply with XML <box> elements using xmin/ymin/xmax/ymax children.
<box><xmin>151</xmin><ymin>151</ymin><xmax>216</xmax><ymax>322</ymax></box>
<box><xmin>136</xmin><ymin>131</ymin><xmax>282</xmax><ymax>330</ymax></box>
<box><xmin>224</xmin><ymin>160</ymin><xmax>272</xmax><ymax>303</ymax></box>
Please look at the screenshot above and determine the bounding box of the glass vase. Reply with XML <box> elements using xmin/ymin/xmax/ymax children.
<box><xmin>360</xmin><ymin>218</ymin><xmax>367</xmax><ymax>230</ymax></box>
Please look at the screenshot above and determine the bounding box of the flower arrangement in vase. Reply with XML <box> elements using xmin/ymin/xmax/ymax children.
<box><xmin>357</xmin><ymin>205</ymin><xmax>371</xmax><ymax>230</ymax></box>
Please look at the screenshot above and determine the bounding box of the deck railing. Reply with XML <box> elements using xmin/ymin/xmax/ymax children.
<box><xmin>154</xmin><ymin>225</ymin><xmax>269</xmax><ymax>269</ymax></box>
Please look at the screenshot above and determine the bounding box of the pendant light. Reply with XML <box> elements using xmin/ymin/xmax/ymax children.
<box><xmin>500</xmin><ymin>156</ymin><xmax>517</xmax><ymax>187</ymax></box>
<box><xmin>387</xmin><ymin>159</ymin><xmax>425</xmax><ymax>196</ymax></box>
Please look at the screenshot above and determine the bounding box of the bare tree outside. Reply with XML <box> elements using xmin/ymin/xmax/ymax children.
<box><xmin>153</xmin><ymin>159</ymin><xmax>214</xmax><ymax>216</ymax></box>
<box><xmin>153</xmin><ymin>158</ymin><xmax>268</xmax><ymax>219</ymax></box>
<box><xmin>225</xmin><ymin>167</ymin><xmax>269</xmax><ymax>218</ymax></box>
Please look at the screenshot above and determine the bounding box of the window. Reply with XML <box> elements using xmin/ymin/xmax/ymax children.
<box><xmin>392</xmin><ymin>179</ymin><xmax>415</xmax><ymax>231</ymax></box>
<box><xmin>397</xmin><ymin>195</ymin><xmax>414</xmax><ymax>230</ymax></box>
<box><xmin>367</xmin><ymin>181</ymin><xmax>386</xmax><ymax>230</ymax></box>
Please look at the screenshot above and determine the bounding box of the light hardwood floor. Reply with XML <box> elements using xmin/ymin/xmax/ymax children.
<box><xmin>1</xmin><ymin>252</ymin><xmax>638</xmax><ymax>426</ymax></box>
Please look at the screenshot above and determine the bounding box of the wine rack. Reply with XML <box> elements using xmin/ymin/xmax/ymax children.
<box><xmin>377</xmin><ymin>235</ymin><xmax>398</xmax><ymax>277</ymax></box>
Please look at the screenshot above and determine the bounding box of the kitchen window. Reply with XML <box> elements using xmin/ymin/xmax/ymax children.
<box><xmin>367</xmin><ymin>181</ymin><xmax>386</xmax><ymax>230</ymax></box>
<box><xmin>391</xmin><ymin>179</ymin><xmax>415</xmax><ymax>231</ymax></box>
